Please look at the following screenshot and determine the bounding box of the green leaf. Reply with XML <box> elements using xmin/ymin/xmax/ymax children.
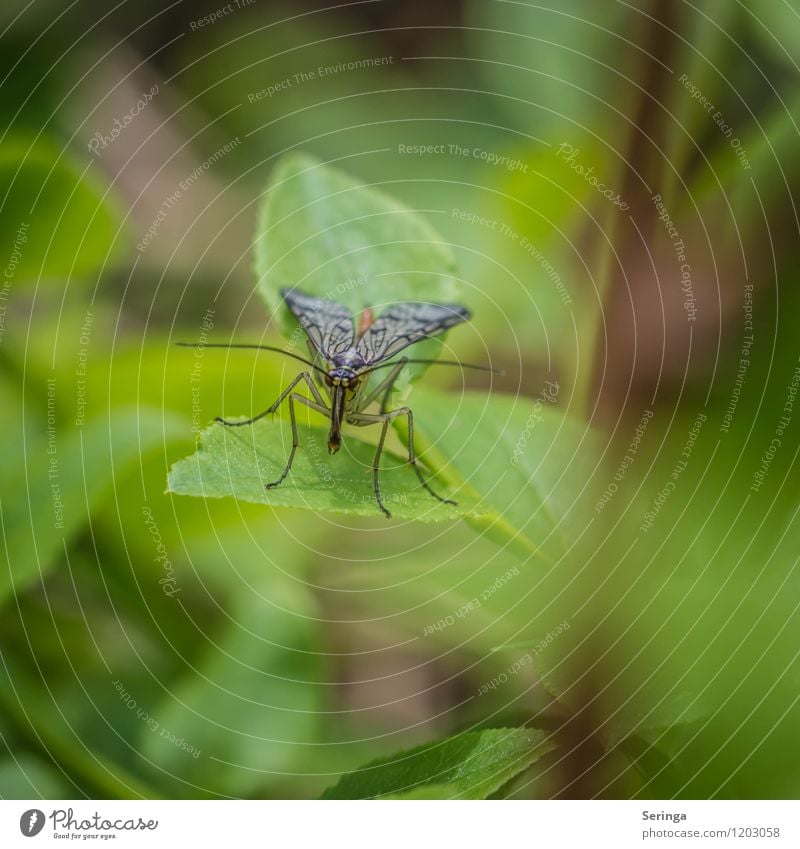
<box><xmin>321</xmin><ymin>727</ymin><xmax>554</xmax><ymax>799</ymax></box>
<box><xmin>256</xmin><ymin>153</ymin><xmax>460</xmax><ymax>317</ymax></box>
<box><xmin>255</xmin><ymin>153</ymin><xmax>462</xmax><ymax>381</ymax></box>
<box><xmin>0</xmin><ymin>136</ymin><xmax>125</xmax><ymax>281</ymax></box>
<box><xmin>166</xmin><ymin>381</ymin><xmax>594</xmax><ymax>545</ymax></box>
<box><xmin>410</xmin><ymin>386</ymin><xmax>597</xmax><ymax>561</ymax></box>
<box><xmin>167</xmin><ymin>415</ymin><xmax>479</xmax><ymax>522</ymax></box>
<box><xmin>0</xmin><ymin>406</ymin><xmax>185</xmax><ymax>603</ymax></box>
<box><xmin>382</xmin><ymin>784</ymin><xmax>462</xmax><ymax>800</ymax></box>
<box><xmin>172</xmin><ymin>158</ymin><xmax>596</xmax><ymax>533</ymax></box>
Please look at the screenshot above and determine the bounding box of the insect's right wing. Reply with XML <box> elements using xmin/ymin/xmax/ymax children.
<box><xmin>357</xmin><ymin>301</ymin><xmax>471</xmax><ymax>365</ymax></box>
<box><xmin>281</xmin><ymin>288</ymin><xmax>355</xmax><ymax>359</ymax></box>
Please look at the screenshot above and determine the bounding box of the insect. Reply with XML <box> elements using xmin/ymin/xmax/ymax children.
<box><xmin>180</xmin><ymin>288</ymin><xmax>496</xmax><ymax>518</ymax></box>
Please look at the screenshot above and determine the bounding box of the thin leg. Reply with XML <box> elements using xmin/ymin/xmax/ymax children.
<box><xmin>266</xmin><ymin>393</ymin><xmax>331</xmax><ymax>489</ymax></box>
<box><xmin>401</xmin><ymin>406</ymin><xmax>456</xmax><ymax>506</ymax></box>
<box><xmin>349</xmin><ymin>406</ymin><xmax>456</xmax><ymax>512</ymax></box>
<box><xmin>213</xmin><ymin>370</ymin><xmax>329</xmax><ymax>490</ymax></box>
<box><xmin>266</xmin><ymin>392</ymin><xmax>299</xmax><ymax>488</ymax></box>
<box><xmin>379</xmin><ymin>371</ymin><xmax>400</xmax><ymax>415</ymax></box>
<box><xmin>215</xmin><ymin>371</ymin><xmax>326</xmax><ymax>427</ymax></box>
<box><xmin>358</xmin><ymin>358</ymin><xmax>408</xmax><ymax>411</ymax></box>
<box><xmin>371</xmin><ymin>418</ymin><xmax>392</xmax><ymax>519</ymax></box>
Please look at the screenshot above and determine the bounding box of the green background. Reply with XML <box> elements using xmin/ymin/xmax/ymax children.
<box><xmin>1</xmin><ymin>0</ymin><xmax>799</xmax><ymax>799</ymax></box>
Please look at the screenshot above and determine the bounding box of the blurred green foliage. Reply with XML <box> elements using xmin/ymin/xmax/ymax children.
<box><xmin>1</xmin><ymin>0</ymin><xmax>799</xmax><ymax>802</ymax></box>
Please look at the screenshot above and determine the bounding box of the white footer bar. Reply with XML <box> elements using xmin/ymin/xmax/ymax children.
<box><xmin>2</xmin><ymin>800</ymin><xmax>797</xmax><ymax>848</ymax></box>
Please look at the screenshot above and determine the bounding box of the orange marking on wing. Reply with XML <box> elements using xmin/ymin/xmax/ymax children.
<box><xmin>357</xmin><ymin>307</ymin><xmax>375</xmax><ymax>337</ymax></box>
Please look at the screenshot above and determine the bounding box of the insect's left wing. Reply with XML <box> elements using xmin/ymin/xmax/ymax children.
<box><xmin>281</xmin><ymin>287</ymin><xmax>355</xmax><ymax>359</ymax></box>
<box><xmin>357</xmin><ymin>301</ymin><xmax>470</xmax><ymax>365</ymax></box>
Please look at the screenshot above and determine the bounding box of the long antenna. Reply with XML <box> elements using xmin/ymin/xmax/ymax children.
<box><xmin>362</xmin><ymin>358</ymin><xmax>504</xmax><ymax>376</ymax></box>
<box><xmin>175</xmin><ymin>342</ymin><xmax>328</xmax><ymax>375</ymax></box>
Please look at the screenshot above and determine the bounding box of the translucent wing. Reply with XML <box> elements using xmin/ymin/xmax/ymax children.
<box><xmin>281</xmin><ymin>288</ymin><xmax>355</xmax><ymax>359</ymax></box>
<box><xmin>357</xmin><ymin>302</ymin><xmax>470</xmax><ymax>365</ymax></box>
